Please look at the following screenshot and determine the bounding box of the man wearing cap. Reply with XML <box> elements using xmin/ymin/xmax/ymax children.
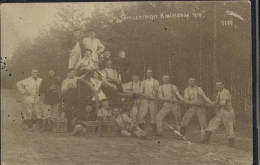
<box><xmin>62</xmin><ymin>28</ymin><xmax>85</xmax><ymax>69</ymax></box>
<box><xmin>179</xmin><ymin>77</ymin><xmax>213</xmax><ymax>139</ymax></box>
<box><xmin>156</xmin><ymin>73</ymin><xmax>188</xmax><ymax>136</ymax></box>
<box><xmin>202</xmin><ymin>80</ymin><xmax>236</xmax><ymax>147</ymax></box>
<box><xmin>137</xmin><ymin>67</ymin><xmax>159</xmax><ymax>134</ymax></box>
<box><xmin>83</xmin><ymin>31</ymin><xmax>105</xmax><ymax>67</ymax></box>
<box><xmin>123</xmin><ymin>72</ymin><xmax>142</xmax><ymax>123</ymax></box>
<box><xmin>16</xmin><ymin>68</ymin><xmax>43</xmax><ymax>131</ymax></box>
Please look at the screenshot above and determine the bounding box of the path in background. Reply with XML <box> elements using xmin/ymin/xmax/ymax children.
<box><xmin>1</xmin><ymin>89</ymin><xmax>253</xmax><ymax>165</ymax></box>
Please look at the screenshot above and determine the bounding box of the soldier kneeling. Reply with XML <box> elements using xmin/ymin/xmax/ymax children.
<box><xmin>112</xmin><ymin>107</ymin><xmax>146</xmax><ymax>138</ymax></box>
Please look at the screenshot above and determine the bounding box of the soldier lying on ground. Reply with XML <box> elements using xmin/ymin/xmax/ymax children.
<box><xmin>112</xmin><ymin>107</ymin><xmax>146</xmax><ymax>138</ymax></box>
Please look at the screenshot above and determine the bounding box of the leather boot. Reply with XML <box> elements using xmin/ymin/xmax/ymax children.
<box><xmin>201</xmin><ymin>131</ymin><xmax>211</xmax><ymax>144</ymax></box>
<box><xmin>180</xmin><ymin>127</ymin><xmax>186</xmax><ymax>136</ymax></box>
<box><xmin>138</xmin><ymin>123</ymin><xmax>145</xmax><ymax>130</ymax></box>
<box><xmin>228</xmin><ymin>138</ymin><xmax>235</xmax><ymax>148</ymax></box>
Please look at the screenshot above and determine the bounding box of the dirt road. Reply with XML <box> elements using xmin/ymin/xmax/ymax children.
<box><xmin>1</xmin><ymin>89</ymin><xmax>253</xmax><ymax>165</ymax></box>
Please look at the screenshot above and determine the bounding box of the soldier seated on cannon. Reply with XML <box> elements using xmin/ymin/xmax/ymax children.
<box><xmin>74</xmin><ymin>48</ymin><xmax>97</xmax><ymax>77</ymax></box>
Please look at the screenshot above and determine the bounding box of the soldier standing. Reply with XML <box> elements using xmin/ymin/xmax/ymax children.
<box><xmin>137</xmin><ymin>67</ymin><xmax>159</xmax><ymax>133</ymax></box>
<box><xmin>202</xmin><ymin>80</ymin><xmax>236</xmax><ymax>147</ymax></box>
<box><xmin>123</xmin><ymin>72</ymin><xmax>142</xmax><ymax>123</ymax></box>
<box><xmin>179</xmin><ymin>77</ymin><xmax>213</xmax><ymax>139</ymax></box>
<box><xmin>61</xmin><ymin>68</ymin><xmax>87</xmax><ymax>131</ymax></box>
<box><xmin>114</xmin><ymin>50</ymin><xmax>134</xmax><ymax>83</ymax></box>
<box><xmin>16</xmin><ymin>68</ymin><xmax>43</xmax><ymax>131</ymax></box>
<box><xmin>100</xmin><ymin>60</ymin><xmax>122</xmax><ymax>105</ymax></box>
<box><xmin>38</xmin><ymin>68</ymin><xmax>61</xmax><ymax>132</ymax></box>
<box><xmin>82</xmin><ymin>31</ymin><xmax>105</xmax><ymax>67</ymax></box>
<box><xmin>62</xmin><ymin>28</ymin><xmax>85</xmax><ymax>69</ymax></box>
<box><xmin>156</xmin><ymin>73</ymin><xmax>188</xmax><ymax>136</ymax></box>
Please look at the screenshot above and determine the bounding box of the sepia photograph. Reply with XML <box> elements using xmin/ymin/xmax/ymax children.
<box><xmin>1</xmin><ymin>1</ymin><xmax>254</xmax><ymax>164</ymax></box>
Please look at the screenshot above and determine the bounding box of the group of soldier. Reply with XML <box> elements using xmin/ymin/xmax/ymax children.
<box><xmin>16</xmin><ymin>30</ymin><xmax>236</xmax><ymax>148</ymax></box>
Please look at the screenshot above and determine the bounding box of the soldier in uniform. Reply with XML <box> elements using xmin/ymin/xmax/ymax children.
<box><xmin>16</xmin><ymin>68</ymin><xmax>43</xmax><ymax>131</ymax></box>
<box><xmin>156</xmin><ymin>73</ymin><xmax>188</xmax><ymax>136</ymax></box>
<box><xmin>99</xmin><ymin>50</ymin><xmax>111</xmax><ymax>70</ymax></box>
<box><xmin>202</xmin><ymin>80</ymin><xmax>236</xmax><ymax>147</ymax></box>
<box><xmin>82</xmin><ymin>31</ymin><xmax>105</xmax><ymax>67</ymax></box>
<box><xmin>112</xmin><ymin>107</ymin><xmax>146</xmax><ymax>138</ymax></box>
<box><xmin>179</xmin><ymin>77</ymin><xmax>213</xmax><ymax>139</ymax></box>
<box><xmin>97</xmin><ymin>99</ymin><xmax>112</xmax><ymax>121</ymax></box>
<box><xmin>114</xmin><ymin>50</ymin><xmax>134</xmax><ymax>84</ymax></box>
<box><xmin>61</xmin><ymin>68</ymin><xmax>87</xmax><ymax>131</ymax></box>
<box><xmin>62</xmin><ymin>28</ymin><xmax>85</xmax><ymax>69</ymax></box>
<box><xmin>38</xmin><ymin>68</ymin><xmax>61</xmax><ymax>132</ymax></box>
<box><xmin>137</xmin><ymin>67</ymin><xmax>159</xmax><ymax>134</ymax></box>
<box><xmin>74</xmin><ymin>48</ymin><xmax>97</xmax><ymax>74</ymax></box>
<box><xmin>100</xmin><ymin>60</ymin><xmax>122</xmax><ymax>105</ymax></box>
<box><xmin>123</xmin><ymin>72</ymin><xmax>142</xmax><ymax>123</ymax></box>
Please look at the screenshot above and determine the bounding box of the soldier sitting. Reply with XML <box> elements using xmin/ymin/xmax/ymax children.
<box><xmin>97</xmin><ymin>99</ymin><xmax>112</xmax><ymax>121</ymax></box>
<box><xmin>74</xmin><ymin>48</ymin><xmax>97</xmax><ymax>76</ymax></box>
<box><xmin>112</xmin><ymin>107</ymin><xmax>146</xmax><ymax>138</ymax></box>
<box><xmin>72</xmin><ymin>104</ymin><xmax>96</xmax><ymax>136</ymax></box>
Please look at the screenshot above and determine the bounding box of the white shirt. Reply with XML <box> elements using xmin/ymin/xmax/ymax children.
<box><xmin>184</xmin><ymin>86</ymin><xmax>206</xmax><ymax>103</ymax></box>
<box><xmin>100</xmin><ymin>68</ymin><xmax>119</xmax><ymax>82</ymax></box>
<box><xmin>82</xmin><ymin>37</ymin><xmax>105</xmax><ymax>62</ymax></box>
<box><xmin>139</xmin><ymin>78</ymin><xmax>159</xmax><ymax>96</ymax></box>
<box><xmin>16</xmin><ymin>77</ymin><xmax>43</xmax><ymax>104</ymax></box>
<box><xmin>124</xmin><ymin>81</ymin><xmax>142</xmax><ymax>92</ymax></box>
<box><xmin>75</xmin><ymin>57</ymin><xmax>96</xmax><ymax>71</ymax></box>
<box><xmin>97</xmin><ymin>107</ymin><xmax>111</xmax><ymax>121</ymax></box>
<box><xmin>69</xmin><ymin>41</ymin><xmax>81</xmax><ymax>69</ymax></box>
<box><xmin>61</xmin><ymin>76</ymin><xmax>80</xmax><ymax>94</ymax></box>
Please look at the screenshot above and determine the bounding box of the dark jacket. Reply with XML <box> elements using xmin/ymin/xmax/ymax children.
<box><xmin>114</xmin><ymin>58</ymin><xmax>134</xmax><ymax>83</ymax></box>
<box><xmin>39</xmin><ymin>76</ymin><xmax>61</xmax><ymax>104</ymax></box>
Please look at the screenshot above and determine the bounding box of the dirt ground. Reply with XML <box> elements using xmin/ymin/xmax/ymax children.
<box><xmin>1</xmin><ymin>89</ymin><xmax>253</xmax><ymax>165</ymax></box>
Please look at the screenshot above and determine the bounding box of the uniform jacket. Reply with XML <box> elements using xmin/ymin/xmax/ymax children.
<box><xmin>38</xmin><ymin>76</ymin><xmax>61</xmax><ymax>104</ymax></box>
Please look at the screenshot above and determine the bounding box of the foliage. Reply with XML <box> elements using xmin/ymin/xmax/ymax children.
<box><xmin>4</xmin><ymin>1</ymin><xmax>252</xmax><ymax>111</ymax></box>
